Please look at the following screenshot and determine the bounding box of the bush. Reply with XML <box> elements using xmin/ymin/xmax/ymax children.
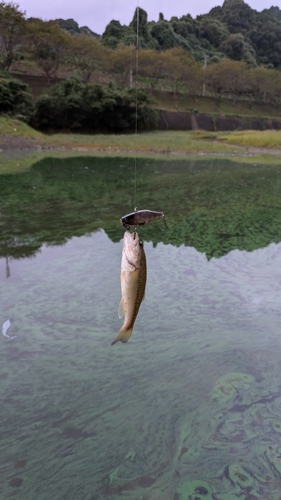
<box><xmin>33</xmin><ymin>76</ymin><xmax>158</xmax><ymax>131</ymax></box>
<box><xmin>0</xmin><ymin>73</ymin><xmax>33</xmax><ymax>120</ymax></box>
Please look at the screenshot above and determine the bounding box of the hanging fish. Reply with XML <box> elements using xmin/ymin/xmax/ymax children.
<box><xmin>111</xmin><ymin>231</ymin><xmax>147</xmax><ymax>345</ymax></box>
<box><xmin>120</xmin><ymin>209</ymin><xmax>167</xmax><ymax>230</ymax></box>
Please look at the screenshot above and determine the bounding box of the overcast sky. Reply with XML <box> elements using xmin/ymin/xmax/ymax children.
<box><xmin>17</xmin><ymin>0</ymin><xmax>279</xmax><ymax>35</ymax></box>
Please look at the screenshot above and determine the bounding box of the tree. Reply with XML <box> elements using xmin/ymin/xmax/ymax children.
<box><xmin>34</xmin><ymin>76</ymin><xmax>85</xmax><ymax>128</ymax></box>
<box><xmin>250</xmin><ymin>20</ymin><xmax>281</xmax><ymax>68</ymax></box>
<box><xmin>130</xmin><ymin>7</ymin><xmax>149</xmax><ymax>39</ymax></box>
<box><xmin>54</xmin><ymin>18</ymin><xmax>100</xmax><ymax>38</ymax></box>
<box><xmin>200</xmin><ymin>18</ymin><xmax>229</xmax><ymax>48</ymax></box>
<box><xmin>263</xmin><ymin>6</ymin><xmax>281</xmax><ymax>21</ymax></box>
<box><xmin>27</xmin><ymin>19</ymin><xmax>72</xmax><ymax>83</ymax></box>
<box><xmin>247</xmin><ymin>66</ymin><xmax>280</xmax><ymax>106</ymax></box>
<box><xmin>33</xmin><ymin>76</ymin><xmax>157</xmax><ymax>131</ymax></box>
<box><xmin>69</xmin><ymin>35</ymin><xmax>107</xmax><ymax>82</ymax></box>
<box><xmin>0</xmin><ymin>1</ymin><xmax>26</xmax><ymax>70</ymax></box>
<box><xmin>0</xmin><ymin>72</ymin><xmax>33</xmax><ymax>119</ymax></box>
<box><xmin>138</xmin><ymin>49</ymin><xmax>167</xmax><ymax>91</ymax></box>
<box><xmin>161</xmin><ymin>48</ymin><xmax>188</xmax><ymax>102</ymax></box>
<box><xmin>181</xmin><ymin>58</ymin><xmax>204</xmax><ymax>101</ymax></box>
<box><xmin>150</xmin><ymin>19</ymin><xmax>195</xmax><ymax>52</ymax></box>
<box><xmin>107</xmin><ymin>44</ymin><xmax>134</xmax><ymax>86</ymax></box>
<box><xmin>220</xmin><ymin>33</ymin><xmax>256</xmax><ymax>65</ymax></box>
<box><xmin>101</xmin><ymin>20</ymin><xmax>134</xmax><ymax>49</ymax></box>
<box><xmin>129</xmin><ymin>7</ymin><xmax>157</xmax><ymax>49</ymax></box>
<box><xmin>205</xmin><ymin>58</ymin><xmax>248</xmax><ymax>103</ymax></box>
<box><xmin>221</xmin><ymin>0</ymin><xmax>255</xmax><ymax>34</ymax></box>
<box><xmin>172</xmin><ymin>20</ymin><xmax>194</xmax><ymax>39</ymax></box>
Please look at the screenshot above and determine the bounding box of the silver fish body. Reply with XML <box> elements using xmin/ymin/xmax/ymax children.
<box><xmin>111</xmin><ymin>231</ymin><xmax>146</xmax><ymax>345</ymax></box>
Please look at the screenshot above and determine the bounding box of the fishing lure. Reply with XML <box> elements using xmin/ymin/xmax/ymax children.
<box><xmin>120</xmin><ymin>209</ymin><xmax>167</xmax><ymax>230</ymax></box>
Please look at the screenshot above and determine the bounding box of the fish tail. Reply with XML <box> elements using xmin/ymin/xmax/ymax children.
<box><xmin>111</xmin><ymin>327</ymin><xmax>133</xmax><ymax>346</ymax></box>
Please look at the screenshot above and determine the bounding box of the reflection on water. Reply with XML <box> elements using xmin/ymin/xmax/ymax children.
<box><xmin>1</xmin><ymin>156</ymin><xmax>281</xmax><ymax>499</ymax></box>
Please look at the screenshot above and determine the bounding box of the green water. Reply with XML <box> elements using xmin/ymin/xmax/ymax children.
<box><xmin>1</xmin><ymin>156</ymin><xmax>281</xmax><ymax>499</ymax></box>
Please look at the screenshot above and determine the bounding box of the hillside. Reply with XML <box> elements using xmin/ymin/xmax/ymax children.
<box><xmin>1</xmin><ymin>0</ymin><xmax>281</xmax><ymax>133</ymax></box>
<box><xmin>101</xmin><ymin>0</ymin><xmax>281</xmax><ymax>68</ymax></box>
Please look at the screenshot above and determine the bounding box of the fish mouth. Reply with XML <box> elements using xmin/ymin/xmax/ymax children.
<box><xmin>124</xmin><ymin>230</ymin><xmax>140</xmax><ymax>244</ymax></box>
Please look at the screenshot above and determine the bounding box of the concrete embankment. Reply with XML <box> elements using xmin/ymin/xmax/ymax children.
<box><xmin>158</xmin><ymin>111</ymin><xmax>281</xmax><ymax>131</ymax></box>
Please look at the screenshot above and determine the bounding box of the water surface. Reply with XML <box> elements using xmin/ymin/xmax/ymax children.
<box><xmin>1</xmin><ymin>156</ymin><xmax>281</xmax><ymax>500</ymax></box>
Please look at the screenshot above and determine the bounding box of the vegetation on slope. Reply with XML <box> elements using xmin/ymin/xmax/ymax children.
<box><xmin>1</xmin><ymin>1</ymin><xmax>281</xmax><ymax>132</ymax></box>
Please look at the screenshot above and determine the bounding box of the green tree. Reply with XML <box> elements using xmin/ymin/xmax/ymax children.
<box><xmin>263</xmin><ymin>6</ymin><xmax>281</xmax><ymax>21</ymax></box>
<box><xmin>200</xmin><ymin>18</ymin><xmax>229</xmax><ymax>48</ymax></box>
<box><xmin>101</xmin><ymin>20</ymin><xmax>134</xmax><ymax>49</ymax></box>
<box><xmin>129</xmin><ymin>7</ymin><xmax>157</xmax><ymax>49</ymax></box>
<box><xmin>220</xmin><ymin>33</ymin><xmax>256</xmax><ymax>64</ymax></box>
<box><xmin>33</xmin><ymin>76</ymin><xmax>157</xmax><ymax>131</ymax></box>
<box><xmin>54</xmin><ymin>18</ymin><xmax>100</xmax><ymax>38</ymax></box>
<box><xmin>55</xmin><ymin>18</ymin><xmax>80</xmax><ymax>35</ymax></box>
<box><xmin>130</xmin><ymin>7</ymin><xmax>149</xmax><ymax>39</ymax></box>
<box><xmin>221</xmin><ymin>0</ymin><xmax>256</xmax><ymax>34</ymax></box>
<box><xmin>150</xmin><ymin>21</ymin><xmax>191</xmax><ymax>51</ymax></box>
<box><xmin>172</xmin><ymin>20</ymin><xmax>194</xmax><ymax>39</ymax></box>
<box><xmin>250</xmin><ymin>20</ymin><xmax>281</xmax><ymax>68</ymax></box>
<box><xmin>27</xmin><ymin>19</ymin><xmax>72</xmax><ymax>83</ymax></box>
<box><xmin>0</xmin><ymin>1</ymin><xmax>26</xmax><ymax>70</ymax></box>
<box><xmin>0</xmin><ymin>72</ymin><xmax>33</xmax><ymax>119</ymax></box>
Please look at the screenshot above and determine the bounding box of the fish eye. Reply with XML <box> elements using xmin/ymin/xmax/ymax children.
<box><xmin>139</xmin><ymin>241</ymin><xmax>143</xmax><ymax>247</ymax></box>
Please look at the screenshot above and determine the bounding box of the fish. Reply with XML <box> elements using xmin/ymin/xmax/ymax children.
<box><xmin>111</xmin><ymin>230</ymin><xmax>147</xmax><ymax>345</ymax></box>
<box><xmin>120</xmin><ymin>209</ymin><xmax>167</xmax><ymax>230</ymax></box>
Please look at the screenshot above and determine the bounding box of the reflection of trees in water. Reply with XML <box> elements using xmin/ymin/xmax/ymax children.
<box><xmin>1</xmin><ymin>156</ymin><xmax>281</xmax><ymax>260</ymax></box>
<box><xmin>0</xmin><ymin>237</ymin><xmax>41</xmax><ymax>261</ymax></box>
<box><xmin>6</xmin><ymin>256</ymin><xmax>10</xmax><ymax>278</ymax></box>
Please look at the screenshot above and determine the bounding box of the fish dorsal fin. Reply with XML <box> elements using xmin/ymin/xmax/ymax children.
<box><xmin>118</xmin><ymin>299</ymin><xmax>125</xmax><ymax>319</ymax></box>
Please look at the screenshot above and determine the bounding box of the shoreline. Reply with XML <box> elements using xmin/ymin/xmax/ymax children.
<box><xmin>1</xmin><ymin>140</ymin><xmax>281</xmax><ymax>158</ymax></box>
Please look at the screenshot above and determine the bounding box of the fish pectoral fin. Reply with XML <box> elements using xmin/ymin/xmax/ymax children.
<box><xmin>118</xmin><ymin>299</ymin><xmax>125</xmax><ymax>319</ymax></box>
<box><xmin>111</xmin><ymin>328</ymin><xmax>133</xmax><ymax>346</ymax></box>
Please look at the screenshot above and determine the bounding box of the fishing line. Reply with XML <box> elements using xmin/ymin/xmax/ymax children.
<box><xmin>134</xmin><ymin>1</ymin><xmax>139</xmax><ymax>211</ymax></box>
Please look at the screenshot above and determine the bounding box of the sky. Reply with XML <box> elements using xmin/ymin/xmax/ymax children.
<box><xmin>16</xmin><ymin>0</ymin><xmax>280</xmax><ymax>35</ymax></box>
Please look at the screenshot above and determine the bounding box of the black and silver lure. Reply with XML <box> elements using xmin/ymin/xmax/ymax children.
<box><xmin>120</xmin><ymin>209</ymin><xmax>167</xmax><ymax>231</ymax></box>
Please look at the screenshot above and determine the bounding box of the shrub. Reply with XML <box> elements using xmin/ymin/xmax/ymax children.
<box><xmin>0</xmin><ymin>73</ymin><xmax>33</xmax><ymax>120</ymax></box>
<box><xmin>33</xmin><ymin>76</ymin><xmax>158</xmax><ymax>131</ymax></box>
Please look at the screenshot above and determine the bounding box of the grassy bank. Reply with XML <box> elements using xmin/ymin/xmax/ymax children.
<box><xmin>1</xmin><ymin>118</ymin><xmax>281</xmax><ymax>177</ymax></box>
<box><xmin>0</xmin><ymin>117</ymin><xmax>240</xmax><ymax>154</ymax></box>
<box><xmin>219</xmin><ymin>130</ymin><xmax>281</xmax><ymax>149</ymax></box>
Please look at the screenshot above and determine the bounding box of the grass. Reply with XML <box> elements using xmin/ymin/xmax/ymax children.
<box><xmin>2</xmin><ymin>118</ymin><xmax>281</xmax><ymax>177</ymax></box>
<box><xmin>0</xmin><ymin>117</ymin><xmax>239</xmax><ymax>154</ymax></box>
<box><xmin>48</xmin><ymin>130</ymin><xmax>239</xmax><ymax>154</ymax></box>
<box><xmin>219</xmin><ymin>130</ymin><xmax>281</xmax><ymax>149</ymax></box>
<box><xmin>0</xmin><ymin>117</ymin><xmax>43</xmax><ymax>140</ymax></box>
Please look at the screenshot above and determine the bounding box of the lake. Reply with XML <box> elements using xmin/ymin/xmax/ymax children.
<box><xmin>1</xmin><ymin>155</ymin><xmax>281</xmax><ymax>500</ymax></box>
